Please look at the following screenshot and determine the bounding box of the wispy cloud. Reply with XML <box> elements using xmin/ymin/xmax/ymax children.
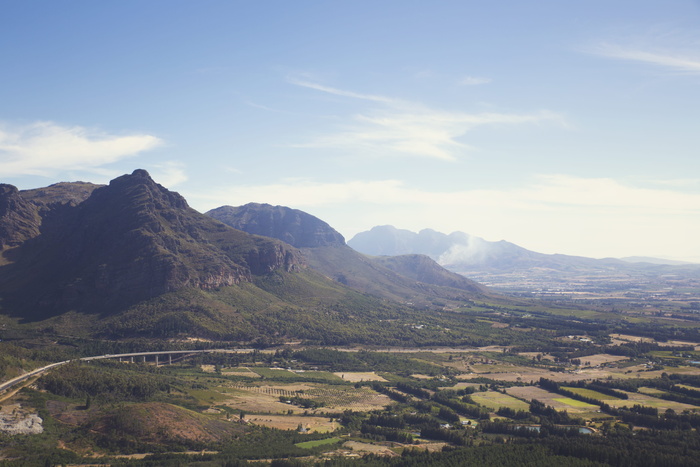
<box><xmin>287</xmin><ymin>79</ymin><xmax>561</xmax><ymax>161</ymax></box>
<box><xmin>460</xmin><ymin>76</ymin><xmax>492</xmax><ymax>86</ymax></box>
<box><xmin>595</xmin><ymin>43</ymin><xmax>700</xmax><ymax>73</ymax></box>
<box><xmin>288</xmin><ymin>78</ymin><xmax>398</xmax><ymax>104</ymax></box>
<box><xmin>150</xmin><ymin>161</ymin><xmax>188</xmax><ymax>187</ymax></box>
<box><xmin>0</xmin><ymin>121</ymin><xmax>163</xmax><ymax>177</ymax></box>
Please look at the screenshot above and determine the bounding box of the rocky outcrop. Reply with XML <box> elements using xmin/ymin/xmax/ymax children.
<box><xmin>207</xmin><ymin>203</ymin><xmax>345</xmax><ymax>248</ymax></box>
<box><xmin>21</xmin><ymin>181</ymin><xmax>101</xmax><ymax>210</ymax></box>
<box><xmin>0</xmin><ymin>184</ymin><xmax>41</xmax><ymax>249</ymax></box>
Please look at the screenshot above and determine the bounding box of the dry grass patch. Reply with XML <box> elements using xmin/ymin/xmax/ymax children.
<box><xmin>224</xmin><ymin>383</ymin><xmax>392</xmax><ymax>413</ymax></box>
<box><xmin>334</xmin><ymin>372</ymin><xmax>387</xmax><ymax>382</ymax></box>
<box><xmin>578</xmin><ymin>354</ymin><xmax>629</xmax><ymax>367</ymax></box>
<box><xmin>605</xmin><ymin>391</ymin><xmax>698</xmax><ymax>412</ymax></box>
<box><xmin>245</xmin><ymin>414</ymin><xmax>338</xmax><ymax>433</ymax></box>
<box><xmin>342</xmin><ymin>440</ymin><xmax>399</xmax><ymax>456</ymax></box>
<box><xmin>470</xmin><ymin>391</ymin><xmax>530</xmax><ymax>411</ymax></box>
<box><xmin>471</xmin><ymin>363</ymin><xmax>519</xmax><ymax>374</ymax></box>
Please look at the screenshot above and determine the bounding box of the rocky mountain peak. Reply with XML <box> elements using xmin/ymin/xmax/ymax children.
<box><xmin>207</xmin><ymin>203</ymin><xmax>345</xmax><ymax>248</ymax></box>
<box><xmin>0</xmin><ymin>170</ymin><xmax>303</xmax><ymax>319</ymax></box>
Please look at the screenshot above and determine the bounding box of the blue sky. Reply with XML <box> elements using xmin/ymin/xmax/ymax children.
<box><xmin>1</xmin><ymin>1</ymin><xmax>700</xmax><ymax>260</ymax></box>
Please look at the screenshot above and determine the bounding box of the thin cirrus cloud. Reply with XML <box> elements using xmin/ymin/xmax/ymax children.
<box><xmin>594</xmin><ymin>42</ymin><xmax>700</xmax><ymax>74</ymax></box>
<box><xmin>288</xmin><ymin>78</ymin><xmax>562</xmax><ymax>161</ymax></box>
<box><xmin>150</xmin><ymin>161</ymin><xmax>188</xmax><ymax>187</ymax></box>
<box><xmin>0</xmin><ymin>121</ymin><xmax>163</xmax><ymax>177</ymax></box>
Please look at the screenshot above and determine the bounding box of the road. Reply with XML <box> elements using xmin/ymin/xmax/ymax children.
<box><xmin>0</xmin><ymin>348</ymin><xmax>258</xmax><ymax>394</ymax></box>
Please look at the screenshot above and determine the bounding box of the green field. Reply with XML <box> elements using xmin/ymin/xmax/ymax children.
<box><xmin>250</xmin><ymin>368</ymin><xmax>343</xmax><ymax>382</ymax></box>
<box><xmin>470</xmin><ymin>391</ymin><xmax>530</xmax><ymax>411</ymax></box>
<box><xmin>553</xmin><ymin>397</ymin><xmax>598</xmax><ymax>408</ymax></box>
<box><xmin>295</xmin><ymin>437</ymin><xmax>342</xmax><ymax>449</ymax></box>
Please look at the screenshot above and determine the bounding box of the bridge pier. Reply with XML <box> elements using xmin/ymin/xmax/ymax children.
<box><xmin>169</xmin><ymin>354</ymin><xmax>172</xmax><ymax>365</ymax></box>
<box><xmin>130</xmin><ymin>357</ymin><xmax>134</xmax><ymax>363</ymax></box>
<box><xmin>155</xmin><ymin>355</ymin><xmax>159</xmax><ymax>366</ymax></box>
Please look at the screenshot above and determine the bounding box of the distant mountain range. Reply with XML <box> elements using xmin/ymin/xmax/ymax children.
<box><xmin>347</xmin><ymin>225</ymin><xmax>700</xmax><ymax>294</ymax></box>
<box><xmin>0</xmin><ymin>171</ymin><xmax>489</xmax><ymax>343</ymax></box>
<box><xmin>207</xmin><ymin>204</ymin><xmax>486</xmax><ymax>300</ymax></box>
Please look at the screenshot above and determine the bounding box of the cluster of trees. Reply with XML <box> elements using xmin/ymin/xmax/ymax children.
<box><xmin>278</xmin><ymin>395</ymin><xmax>325</xmax><ymax>409</ymax></box>
<box><xmin>292</xmin><ymin>349</ymin><xmax>446</xmax><ymax>375</ymax></box>
<box><xmin>591</xmin><ymin>374</ymin><xmax>700</xmax><ymax>406</ymax></box>
<box><xmin>538</xmin><ymin>377</ymin><xmax>630</xmax><ymax>410</ymax></box>
<box><xmin>39</xmin><ymin>361</ymin><xmax>171</xmax><ymax>402</ymax></box>
<box><xmin>529</xmin><ymin>399</ymin><xmax>582</xmax><ymax>425</ymax></box>
<box><xmin>360</xmin><ymin>424</ymin><xmax>414</xmax><ymax>444</ymax></box>
<box><xmin>480</xmin><ymin>420</ymin><xmax>582</xmax><ymax>438</ymax></box>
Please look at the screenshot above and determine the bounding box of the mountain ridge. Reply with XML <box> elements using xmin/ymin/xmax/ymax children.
<box><xmin>207</xmin><ymin>204</ymin><xmax>487</xmax><ymax>299</ymax></box>
<box><xmin>0</xmin><ymin>170</ymin><xmax>303</xmax><ymax>321</ymax></box>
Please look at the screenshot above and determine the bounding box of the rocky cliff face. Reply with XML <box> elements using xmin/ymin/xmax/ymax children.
<box><xmin>0</xmin><ymin>170</ymin><xmax>303</xmax><ymax>319</ymax></box>
<box><xmin>207</xmin><ymin>203</ymin><xmax>345</xmax><ymax>248</ymax></box>
<box><xmin>0</xmin><ymin>184</ymin><xmax>41</xmax><ymax>249</ymax></box>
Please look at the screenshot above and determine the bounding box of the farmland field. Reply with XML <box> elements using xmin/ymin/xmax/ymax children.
<box><xmin>334</xmin><ymin>371</ymin><xmax>387</xmax><ymax>382</ymax></box>
<box><xmin>553</xmin><ymin>397</ymin><xmax>598</xmax><ymax>408</ymax></box>
<box><xmin>7</xmin><ymin>340</ymin><xmax>700</xmax><ymax>465</ymax></box>
<box><xmin>506</xmin><ymin>386</ymin><xmax>598</xmax><ymax>413</ymax></box>
<box><xmin>296</xmin><ymin>437</ymin><xmax>342</xmax><ymax>449</ymax></box>
<box><xmin>245</xmin><ymin>414</ymin><xmax>339</xmax><ymax>432</ymax></box>
<box><xmin>469</xmin><ymin>391</ymin><xmax>530</xmax><ymax>411</ymax></box>
<box><xmin>562</xmin><ymin>387</ymin><xmax>622</xmax><ymax>401</ymax></box>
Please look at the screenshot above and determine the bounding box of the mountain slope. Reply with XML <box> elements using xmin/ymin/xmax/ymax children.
<box><xmin>207</xmin><ymin>204</ymin><xmax>487</xmax><ymax>303</ymax></box>
<box><xmin>0</xmin><ymin>171</ymin><xmax>498</xmax><ymax>346</ymax></box>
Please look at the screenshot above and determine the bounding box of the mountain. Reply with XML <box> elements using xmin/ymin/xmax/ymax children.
<box><xmin>347</xmin><ymin>225</ymin><xmax>700</xmax><ymax>296</ymax></box>
<box><xmin>347</xmin><ymin>225</ymin><xmax>455</xmax><ymax>258</ymax></box>
<box><xmin>207</xmin><ymin>204</ymin><xmax>487</xmax><ymax>300</ymax></box>
<box><xmin>348</xmin><ymin>225</ymin><xmax>565</xmax><ymax>272</ymax></box>
<box><xmin>0</xmin><ymin>171</ymin><xmax>493</xmax><ymax>345</ymax></box>
<box><xmin>0</xmin><ymin>170</ymin><xmax>302</xmax><ymax>321</ymax></box>
<box><xmin>620</xmin><ymin>256</ymin><xmax>694</xmax><ymax>266</ymax></box>
<box><xmin>372</xmin><ymin>254</ymin><xmax>485</xmax><ymax>291</ymax></box>
<box><xmin>207</xmin><ymin>204</ymin><xmax>345</xmax><ymax>248</ymax></box>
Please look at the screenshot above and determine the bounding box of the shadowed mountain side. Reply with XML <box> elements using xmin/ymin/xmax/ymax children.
<box><xmin>0</xmin><ymin>170</ymin><xmax>303</xmax><ymax>321</ymax></box>
<box><xmin>0</xmin><ymin>184</ymin><xmax>41</xmax><ymax>250</ymax></box>
<box><xmin>207</xmin><ymin>204</ymin><xmax>345</xmax><ymax>248</ymax></box>
<box><xmin>1</xmin><ymin>181</ymin><xmax>103</xmax><ymax>252</ymax></box>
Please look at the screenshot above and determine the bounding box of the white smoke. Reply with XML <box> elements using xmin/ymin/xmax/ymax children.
<box><xmin>437</xmin><ymin>234</ymin><xmax>495</xmax><ymax>266</ymax></box>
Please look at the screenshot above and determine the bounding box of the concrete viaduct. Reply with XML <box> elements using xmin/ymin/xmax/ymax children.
<box><xmin>0</xmin><ymin>348</ymin><xmax>257</xmax><ymax>394</ymax></box>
